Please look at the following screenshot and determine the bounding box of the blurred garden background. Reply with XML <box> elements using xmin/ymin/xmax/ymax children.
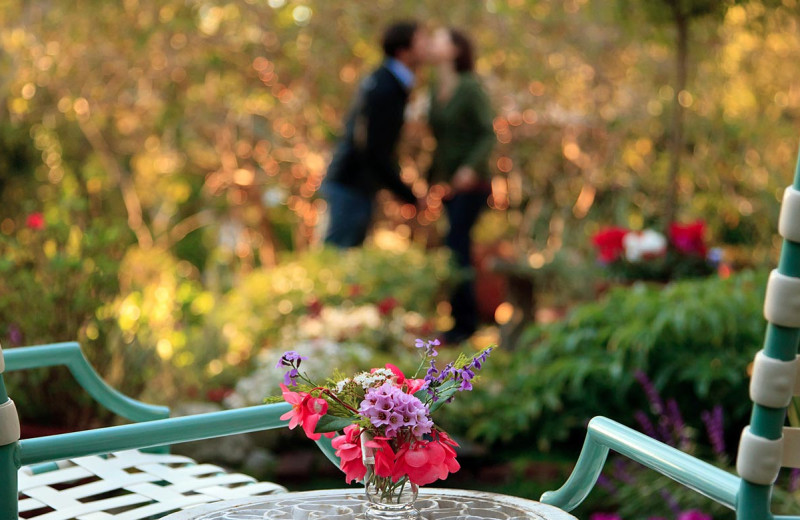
<box><xmin>2</xmin><ymin>0</ymin><xmax>800</xmax><ymax>518</ymax></box>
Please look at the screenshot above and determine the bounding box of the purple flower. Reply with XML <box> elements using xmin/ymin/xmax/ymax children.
<box><xmin>426</xmin><ymin>359</ymin><xmax>439</xmax><ymax>380</ymax></box>
<box><xmin>634</xmin><ymin>410</ymin><xmax>658</xmax><ymax>439</ymax></box>
<box><xmin>359</xmin><ymin>382</ymin><xmax>431</xmax><ymax>438</ymax></box>
<box><xmin>596</xmin><ymin>474</ymin><xmax>619</xmax><ymax>495</ymax></box>
<box><xmin>666</xmin><ymin>399</ymin><xmax>689</xmax><ymax>448</ymax></box>
<box><xmin>634</xmin><ymin>370</ymin><xmax>664</xmax><ymax>415</ymax></box>
<box><xmin>677</xmin><ymin>510</ymin><xmax>712</xmax><ymax>520</ymax></box>
<box><xmin>276</xmin><ymin>350</ymin><xmax>307</xmax><ymax>368</ymax></box>
<box><xmin>660</xmin><ymin>488</ymin><xmax>681</xmax><ymax>515</ymax></box>
<box><xmin>415</xmin><ymin>338</ymin><xmax>440</xmax><ymax>357</ymax></box>
<box><xmin>589</xmin><ymin>514</ymin><xmax>622</xmax><ymax>520</ymax></box>
<box><xmin>701</xmin><ymin>405</ymin><xmax>726</xmax><ymax>457</ymax></box>
<box><xmin>791</xmin><ymin>468</ymin><xmax>800</xmax><ymax>493</ymax></box>
<box><xmin>276</xmin><ymin>351</ymin><xmax>308</xmax><ymax>387</ymax></box>
<box><xmin>283</xmin><ymin>368</ymin><xmax>300</xmax><ymax>386</ymax></box>
<box><xmin>8</xmin><ymin>324</ymin><xmax>22</xmax><ymax>346</ymax></box>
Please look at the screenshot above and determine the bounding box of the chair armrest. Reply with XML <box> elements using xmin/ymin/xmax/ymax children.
<box><xmin>19</xmin><ymin>402</ymin><xmax>292</xmax><ymax>465</ymax></box>
<box><xmin>4</xmin><ymin>342</ymin><xmax>169</xmax><ymax>422</ymax></box>
<box><xmin>539</xmin><ymin>416</ymin><xmax>740</xmax><ymax>512</ymax></box>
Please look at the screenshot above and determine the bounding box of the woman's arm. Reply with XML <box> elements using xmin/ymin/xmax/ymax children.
<box><xmin>460</xmin><ymin>78</ymin><xmax>496</xmax><ymax>171</ymax></box>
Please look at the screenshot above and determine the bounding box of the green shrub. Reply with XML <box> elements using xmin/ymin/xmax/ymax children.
<box><xmin>213</xmin><ymin>245</ymin><xmax>453</xmax><ymax>357</ymax></box>
<box><xmin>446</xmin><ymin>271</ymin><xmax>766</xmax><ymax>451</ymax></box>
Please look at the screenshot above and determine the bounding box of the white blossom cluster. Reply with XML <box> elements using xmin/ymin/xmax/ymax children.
<box><xmin>334</xmin><ymin>368</ymin><xmax>396</xmax><ymax>394</ymax></box>
<box><xmin>224</xmin><ymin>338</ymin><xmax>371</xmax><ymax>408</ymax></box>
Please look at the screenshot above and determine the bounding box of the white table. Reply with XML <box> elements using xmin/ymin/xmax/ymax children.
<box><xmin>162</xmin><ymin>488</ymin><xmax>577</xmax><ymax>520</ymax></box>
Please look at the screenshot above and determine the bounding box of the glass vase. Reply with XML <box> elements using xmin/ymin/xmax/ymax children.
<box><xmin>364</xmin><ymin>466</ymin><xmax>419</xmax><ymax>520</ymax></box>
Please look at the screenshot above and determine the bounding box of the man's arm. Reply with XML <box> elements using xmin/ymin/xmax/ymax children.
<box><xmin>358</xmin><ymin>80</ymin><xmax>417</xmax><ymax>204</ymax></box>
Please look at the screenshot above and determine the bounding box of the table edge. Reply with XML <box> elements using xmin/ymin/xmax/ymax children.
<box><xmin>161</xmin><ymin>487</ymin><xmax>576</xmax><ymax>520</ymax></box>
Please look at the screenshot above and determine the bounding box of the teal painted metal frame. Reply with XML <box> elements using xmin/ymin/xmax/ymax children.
<box><xmin>540</xmin><ymin>145</ymin><xmax>800</xmax><ymax>520</ymax></box>
<box><xmin>3</xmin><ymin>342</ymin><xmax>169</xmax><ymax>422</ymax></box>
<box><xmin>540</xmin><ymin>416</ymin><xmax>740</xmax><ymax>512</ymax></box>
<box><xmin>0</xmin><ymin>342</ymin><xmax>340</xmax><ymax>520</ymax></box>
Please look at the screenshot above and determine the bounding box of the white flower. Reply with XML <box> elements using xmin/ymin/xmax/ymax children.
<box><xmin>623</xmin><ymin>229</ymin><xmax>667</xmax><ymax>262</ymax></box>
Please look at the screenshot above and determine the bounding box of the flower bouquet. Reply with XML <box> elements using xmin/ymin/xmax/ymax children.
<box><xmin>273</xmin><ymin>339</ymin><xmax>494</xmax><ymax>519</ymax></box>
<box><xmin>591</xmin><ymin>221</ymin><xmax>716</xmax><ymax>282</ymax></box>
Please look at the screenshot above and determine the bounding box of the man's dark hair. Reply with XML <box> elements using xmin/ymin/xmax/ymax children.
<box><xmin>449</xmin><ymin>28</ymin><xmax>475</xmax><ymax>73</ymax></box>
<box><xmin>381</xmin><ymin>21</ymin><xmax>419</xmax><ymax>58</ymax></box>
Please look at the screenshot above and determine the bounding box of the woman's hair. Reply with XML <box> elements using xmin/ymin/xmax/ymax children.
<box><xmin>448</xmin><ymin>28</ymin><xmax>475</xmax><ymax>73</ymax></box>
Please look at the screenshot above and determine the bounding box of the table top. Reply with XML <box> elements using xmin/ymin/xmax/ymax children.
<box><xmin>163</xmin><ymin>488</ymin><xmax>576</xmax><ymax>520</ymax></box>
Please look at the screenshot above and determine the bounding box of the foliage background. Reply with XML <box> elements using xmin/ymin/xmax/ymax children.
<box><xmin>2</xmin><ymin>1</ymin><xmax>800</xmax><ymax>516</ymax></box>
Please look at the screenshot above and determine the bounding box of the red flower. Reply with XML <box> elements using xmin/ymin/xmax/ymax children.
<box><xmin>669</xmin><ymin>221</ymin><xmax>707</xmax><ymax>257</ymax></box>
<box><xmin>331</xmin><ymin>424</ymin><xmax>367</xmax><ymax>483</ymax></box>
<box><xmin>592</xmin><ymin>227</ymin><xmax>628</xmax><ymax>263</ymax></box>
<box><xmin>393</xmin><ymin>432</ymin><xmax>460</xmax><ymax>486</ymax></box>
<box><xmin>26</xmin><ymin>213</ymin><xmax>45</xmax><ymax>230</ymax></box>
<box><xmin>383</xmin><ymin>363</ymin><xmax>427</xmax><ymax>394</ymax></box>
<box><xmin>279</xmin><ymin>384</ymin><xmax>333</xmax><ymax>441</ymax></box>
<box><xmin>206</xmin><ymin>387</ymin><xmax>233</xmax><ymax>403</ymax></box>
<box><xmin>307</xmin><ymin>297</ymin><xmax>323</xmax><ymax>319</ymax></box>
<box><xmin>365</xmin><ymin>436</ymin><xmax>396</xmax><ymax>478</ymax></box>
<box><xmin>348</xmin><ymin>284</ymin><xmax>362</xmax><ymax>298</ymax></box>
<box><xmin>377</xmin><ymin>297</ymin><xmax>398</xmax><ymax>316</ymax></box>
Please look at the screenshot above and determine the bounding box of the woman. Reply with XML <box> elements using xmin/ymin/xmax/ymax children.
<box><xmin>426</xmin><ymin>27</ymin><xmax>496</xmax><ymax>344</ymax></box>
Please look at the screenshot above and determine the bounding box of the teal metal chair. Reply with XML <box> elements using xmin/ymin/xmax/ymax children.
<box><xmin>540</xmin><ymin>147</ymin><xmax>800</xmax><ymax>519</ymax></box>
<box><xmin>0</xmin><ymin>341</ymin><xmax>337</xmax><ymax>520</ymax></box>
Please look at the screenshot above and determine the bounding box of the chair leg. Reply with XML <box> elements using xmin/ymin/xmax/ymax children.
<box><xmin>0</xmin><ymin>440</ymin><xmax>19</xmax><ymax>520</ymax></box>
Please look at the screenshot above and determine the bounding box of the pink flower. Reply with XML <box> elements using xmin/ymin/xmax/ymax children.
<box><xmin>279</xmin><ymin>384</ymin><xmax>332</xmax><ymax>441</ymax></box>
<box><xmin>669</xmin><ymin>221</ymin><xmax>707</xmax><ymax>257</ymax></box>
<box><xmin>592</xmin><ymin>227</ymin><xmax>628</xmax><ymax>263</ymax></box>
<box><xmin>331</xmin><ymin>424</ymin><xmax>366</xmax><ymax>483</ymax></box>
<box><xmin>26</xmin><ymin>212</ymin><xmax>45</xmax><ymax>230</ymax></box>
<box><xmin>589</xmin><ymin>514</ymin><xmax>622</xmax><ymax>520</ymax></box>
<box><xmin>393</xmin><ymin>432</ymin><xmax>460</xmax><ymax>486</ymax></box>
<box><xmin>677</xmin><ymin>511</ymin><xmax>712</xmax><ymax>520</ymax></box>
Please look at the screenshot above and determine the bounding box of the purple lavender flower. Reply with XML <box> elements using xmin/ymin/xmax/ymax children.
<box><xmin>701</xmin><ymin>405</ymin><xmax>726</xmax><ymax>457</ymax></box>
<box><xmin>666</xmin><ymin>399</ymin><xmax>690</xmax><ymax>449</ymax></box>
<box><xmin>612</xmin><ymin>458</ymin><xmax>634</xmax><ymax>485</ymax></box>
<box><xmin>596</xmin><ymin>474</ymin><xmax>619</xmax><ymax>495</ymax></box>
<box><xmin>8</xmin><ymin>324</ymin><xmax>22</xmax><ymax>345</ymax></box>
<box><xmin>283</xmin><ymin>368</ymin><xmax>300</xmax><ymax>386</ymax></box>
<box><xmin>634</xmin><ymin>370</ymin><xmax>664</xmax><ymax>415</ymax></box>
<box><xmin>276</xmin><ymin>350</ymin><xmax>307</xmax><ymax>368</ymax></box>
<box><xmin>276</xmin><ymin>350</ymin><xmax>308</xmax><ymax>387</ymax></box>
<box><xmin>457</xmin><ymin>366</ymin><xmax>475</xmax><ymax>391</ymax></box>
<box><xmin>790</xmin><ymin>468</ymin><xmax>800</xmax><ymax>492</ymax></box>
<box><xmin>415</xmin><ymin>338</ymin><xmax>440</xmax><ymax>357</ymax></box>
<box><xmin>426</xmin><ymin>359</ymin><xmax>439</xmax><ymax>380</ymax></box>
<box><xmin>634</xmin><ymin>410</ymin><xmax>658</xmax><ymax>440</ymax></box>
<box><xmin>661</xmin><ymin>488</ymin><xmax>681</xmax><ymax>516</ymax></box>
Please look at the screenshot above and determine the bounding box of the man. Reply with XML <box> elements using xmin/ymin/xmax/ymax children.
<box><xmin>322</xmin><ymin>21</ymin><xmax>427</xmax><ymax>248</ymax></box>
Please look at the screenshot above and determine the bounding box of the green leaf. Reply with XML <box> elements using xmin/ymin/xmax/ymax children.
<box><xmin>315</xmin><ymin>414</ymin><xmax>356</xmax><ymax>434</ymax></box>
<box><xmin>427</xmin><ymin>381</ymin><xmax>460</xmax><ymax>413</ymax></box>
